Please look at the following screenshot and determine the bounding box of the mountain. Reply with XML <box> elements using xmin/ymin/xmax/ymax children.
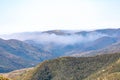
<box><xmin>75</xmin><ymin>28</ymin><xmax>120</xmax><ymax>37</ymax></box>
<box><xmin>72</xmin><ymin>40</ymin><xmax>120</xmax><ymax>57</ymax></box>
<box><xmin>1</xmin><ymin>28</ymin><xmax>120</xmax><ymax>57</ymax></box>
<box><xmin>4</xmin><ymin>52</ymin><xmax>120</xmax><ymax>80</ymax></box>
<box><xmin>84</xmin><ymin>36</ymin><xmax>118</xmax><ymax>50</ymax></box>
<box><xmin>0</xmin><ymin>38</ymin><xmax>51</xmax><ymax>73</ymax></box>
<box><xmin>25</xmin><ymin>28</ymin><xmax>120</xmax><ymax>56</ymax></box>
<box><xmin>0</xmin><ymin>28</ymin><xmax>120</xmax><ymax>73</ymax></box>
<box><xmin>42</xmin><ymin>30</ymin><xmax>71</xmax><ymax>35</ymax></box>
<box><xmin>0</xmin><ymin>28</ymin><xmax>120</xmax><ymax>79</ymax></box>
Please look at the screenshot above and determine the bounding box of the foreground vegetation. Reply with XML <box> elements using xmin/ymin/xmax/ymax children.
<box><xmin>2</xmin><ymin>53</ymin><xmax>120</xmax><ymax>80</ymax></box>
<box><xmin>14</xmin><ymin>53</ymin><xmax>120</xmax><ymax>80</ymax></box>
<box><xmin>84</xmin><ymin>58</ymin><xmax>120</xmax><ymax>80</ymax></box>
<box><xmin>0</xmin><ymin>75</ymin><xmax>10</xmax><ymax>80</ymax></box>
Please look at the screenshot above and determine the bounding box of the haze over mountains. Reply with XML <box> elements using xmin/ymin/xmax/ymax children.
<box><xmin>0</xmin><ymin>28</ymin><xmax>120</xmax><ymax>80</ymax></box>
<box><xmin>1</xmin><ymin>28</ymin><xmax>120</xmax><ymax>57</ymax></box>
<box><xmin>0</xmin><ymin>38</ymin><xmax>46</xmax><ymax>72</ymax></box>
<box><xmin>0</xmin><ymin>28</ymin><xmax>120</xmax><ymax>72</ymax></box>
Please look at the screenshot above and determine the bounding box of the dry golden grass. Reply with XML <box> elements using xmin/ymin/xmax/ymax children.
<box><xmin>1</xmin><ymin>68</ymin><xmax>33</xmax><ymax>80</ymax></box>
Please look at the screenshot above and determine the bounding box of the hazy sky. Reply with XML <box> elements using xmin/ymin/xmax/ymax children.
<box><xmin>0</xmin><ymin>0</ymin><xmax>120</xmax><ymax>34</ymax></box>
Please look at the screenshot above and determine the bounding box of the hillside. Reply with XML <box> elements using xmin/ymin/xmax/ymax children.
<box><xmin>1</xmin><ymin>68</ymin><xmax>33</xmax><ymax>80</ymax></box>
<box><xmin>72</xmin><ymin>41</ymin><xmax>120</xmax><ymax>57</ymax></box>
<box><xmin>0</xmin><ymin>38</ymin><xmax>49</xmax><ymax>73</ymax></box>
<box><xmin>0</xmin><ymin>75</ymin><xmax>10</xmax><ymax>80</ymax></box>
<box><xmin>1</xmin><ymin>28</ymin><xmax>120</xmax><ymax>58</ymax></box>
<box><xmin>84</xmin><ymin>58</ymin><xmax>120</xmax><ymax>80</ymax></box>
<box><xmin>10</xmin><ymin>52</ymin><xmax>120</xmax><ymax>80</ymax></box>
<box><xmin>1</xmin><ymin>28</ymin><xmax>120</xmax><ymax>73</ymax></box>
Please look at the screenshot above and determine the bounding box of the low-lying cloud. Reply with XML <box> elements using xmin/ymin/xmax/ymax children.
<box><xmin>0</xmin><ymin>32</ymin><xmax>108</xmax><ymax>45</ymax></box>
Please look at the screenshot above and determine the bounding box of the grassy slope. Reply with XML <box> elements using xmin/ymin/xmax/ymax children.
<box><xmin>84</xmin><ymin>58</ymin><xmax>120</xmax><ymax>80</ymax></box>
<box><xmin>0</xmin><ymin>75</ymin><xmax>11</xmax><ymax>80</ymax></box>
<box><xmin>1</xmin><ymin>68</ymin><xmax>33</xmax><ymax>80</ymax></box>
<box><xmin>19</xmin><ymin>53</ymin><xmax>120</xmax><ymax>80</ymax></box>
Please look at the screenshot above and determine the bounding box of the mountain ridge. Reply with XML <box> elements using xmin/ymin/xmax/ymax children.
<box><xmin>1</xmin><ymin>28</ymin><xmax>120</xmax><ymax>73</ymax></box>
<box><xmin>0</xmin><ymin>38</ymin><xmax>49</xmax><ymax>72</ymax></box>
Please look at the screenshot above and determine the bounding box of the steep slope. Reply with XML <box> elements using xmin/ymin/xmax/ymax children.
<box><xmin>16</xmin><ymin>53</ymin><xmax>120</xmax><ymax>80</ymax></box>
<box><xmin>0</xmin><ymin>38</ymin><xmax>49</xmax><ymax>73</ymax></box>
<box><xmin>84</xmin><ymin>58</ymin><xmax>120</xmax><ymax>80</ymax></box>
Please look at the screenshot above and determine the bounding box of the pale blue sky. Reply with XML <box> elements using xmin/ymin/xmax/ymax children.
<box><xmin>0</xmin><ymin>0</ymin><xmax>120</xmax><ymax>34</ymax></box>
